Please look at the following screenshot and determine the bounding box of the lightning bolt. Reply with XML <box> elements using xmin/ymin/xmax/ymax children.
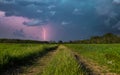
<box><xmin>42</xmin><ymin>26</ymin><xmax>46</xmax><ymax>41</ymax></box>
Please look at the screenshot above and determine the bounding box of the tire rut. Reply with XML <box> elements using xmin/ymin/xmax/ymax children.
<box><xmin>2</xmin><ymin>47</ymin><xmax>58</xmax><ymax>75</ymax></box>
<box><xmin>19</xmin><ymin>49</ymin><xmax>57</xmax><ymax>75</ymax></box>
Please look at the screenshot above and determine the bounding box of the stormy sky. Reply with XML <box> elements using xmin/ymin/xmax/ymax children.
<box><xmin>0</xmin><ymin>0</ymin><xmax>120</xmax><ymax>41</ymax></box>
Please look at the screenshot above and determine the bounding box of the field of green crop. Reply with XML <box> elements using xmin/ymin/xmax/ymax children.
<box><xmin>41</xmin><ymin>46</ymin><xmax>86</xmax><ymax>75</ymax></box>
<box><xmin>1</xmin><ymin>43</ymin><xmax>120</xmax><ymax>74</ymax></box>
<box><xmin>0</xmin><ymin>43</ymin><xmax>57</xmax><ymax>71</ymax></box>
<box><xmin>66</xmin><ymin>44</ymin><xmax>120</xmax><ymax>73</ymax></box>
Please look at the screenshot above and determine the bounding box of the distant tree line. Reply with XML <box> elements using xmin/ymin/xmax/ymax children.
<box><xmin>0</xmin><ymin>38</ymin><xmax>50</xmax><ymax>44</ymax></box>
<box><xmin>67</xmin><ymin>33</ymin><xmax>120</xmax><ymax>44</ymax></box>
<box><xmin>0</xmin><ymin>33</ymin><xmax>120</xmax><ymax>44</ymax></box>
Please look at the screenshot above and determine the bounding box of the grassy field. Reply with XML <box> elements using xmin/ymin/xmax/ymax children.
<box><xmin>42</xmin><ymin>46</ymin><xmax>86</xmax><ymax>75</ymax></box>
<box><xmin>66</xmin><ymin>44</ymin><xmax>120</xmax><ymax>73</ymax></box>
<box><xmin>0</xmin><ymin>43</ymin><xmax>57</xmax><ymax>71</ymax></box>
<box><xmin>1</xmin><ymin>43</ymin><xmax>120</xmax><ymax>74</ymax></box>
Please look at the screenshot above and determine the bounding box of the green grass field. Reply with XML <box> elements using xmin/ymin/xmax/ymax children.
<box><xmin>66</xmin><ymin>44</ymin><xmax>120</xmax><ymax>73</ymax></box>
<box><xmin>0</xmin><ymin>43</ymin><xmax>57</xmax><ymax>71</ymax></box>
<box><xmin>1</xmin><ymin>43</ymin><xmax>120</xmax><ymax>75</ymax></box>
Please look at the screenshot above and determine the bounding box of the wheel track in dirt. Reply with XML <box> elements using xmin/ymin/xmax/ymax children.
<box><xmin>2</xmin><ymin>45</ymin><xmax>118</xmax><ymax>75</ymax></box>
<box><xmin>63</xmin><ymin>45</ymin><xmax>118</xmax><ymax>75</ymax></box>
<box><xmin>73</xmin><ymin>52</ymin><xmax>118</xmax><ymax>75</ymax></box>
<box><xmin>21</xmin><ymin>45</ymin><xmax>73</xmax><ymax>75</ymax></box>
<box><xmin>20</xmin><ymin>45</ymin><xmax>119</xmax><ymax>75</ymax></box>
<box><xmin>2</xmin><ymin>46</ymin><xmax>58</xmax><ymax>75</ymax></box>
<box><xmin>19</xmin><ymin>50</ymin><xmax>57</xmax><ymax>75</ymax></box>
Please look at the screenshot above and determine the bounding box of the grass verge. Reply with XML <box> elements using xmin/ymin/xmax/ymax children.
<box><xmin>65</xmin><ymin>44</ymin><xmax>120</xmax><ymax>74</ymax></box>
<box><xmin>42</xmin><ymin>45</ymin><xmax>86</xmax><ymax>75</ymax></box>
<box><xmin>0</xmin><ymin>43</ymin><xmax>58</xmax><ymax>73</ymax></box>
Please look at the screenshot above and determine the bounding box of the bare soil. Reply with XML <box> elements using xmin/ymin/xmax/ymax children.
<box><xmin>19</xmin><ymin>50</ymin><xmax>57</xmax><ymax>75</ymax></box>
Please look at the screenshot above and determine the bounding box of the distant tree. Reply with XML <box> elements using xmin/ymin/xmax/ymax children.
<box><xmin>49</xmin><ymin>40</ymin><xmax>56</xmax><ymax>44</ymax></box>
<box><xmin>69</xmin><ymin>40</ymin><xmax>73</xmax><ymax>43</ymax></box>
<box><xmin>0</xmin><ymin>38</ymin><xmax>49</xmax><ymax>44</ymax></box>
<box><xmin>58</xmin><ymin>40</ymin><xmax>63</xmax><ymax>44</ymax></box>
<box><xmin>67</xmin><ymin>33</ymin><xmax>120</xmax><ymax>44</ymax></box>
<box><xmin>103</xmin><ymin>33</ymin><xmax>117</xmax><ymax>37</ymax></box>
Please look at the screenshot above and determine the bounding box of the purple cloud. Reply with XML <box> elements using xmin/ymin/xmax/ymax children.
<box><xmin>0</xmin><ymin>11</ymin><xmax>53</xmax><ymax>40</ymax></box>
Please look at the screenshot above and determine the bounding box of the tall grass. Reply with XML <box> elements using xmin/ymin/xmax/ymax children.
<box><xmin>0</xmin><ymin>43</ymin><xmax>57</xmax><ymax>71</ymax></box>
<box><xmin>42</xmin><ymin>46</ymin><xmax>85</xmax><ymax>75</ymax></box>
<box><xmin>66</xmin><ymin>44</ymin><xmax>120</xmax><ymax>73</ymax></box>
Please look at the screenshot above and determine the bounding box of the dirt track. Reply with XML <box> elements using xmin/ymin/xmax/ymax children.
<box><xmin>20</xmin><ymin>45</ymin><xmax>118</xmax><ymax>75</ymax></box>
<box><xmin>2</xmin><ymin>45</ymin><xmax>118</xmax><ymax>75</ymax></box>
<box><xmin>1</xmin><ymin>47</ymin><xmax>58</xmax><ymax>75</ymax></box>
<box><xmin>70</xmin><ymin>48</ymin><xmax>118</xmax><ymax>75</ymax></box>
<box><xmin>19</xmin><ymin>49</ymin><xmax>57</xmax><ymax>75</ymax></box>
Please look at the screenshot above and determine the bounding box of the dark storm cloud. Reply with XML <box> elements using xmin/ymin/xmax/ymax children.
<box><xmin>0</xmin><ymin>0</ymin><xmax>49</xmax><ymax>18</ymax></box>
<box><xmin>23</xmin><ymin>19</ymin><xmax>48</xmax><ymax>26</ymax></box>
<box><xmin>0</xmin><ymin>0</ymin><xmax>120</xmax><ymax>41</ymax></box>
<box><xmin>17</xmin><ymin>1</ymin><xmax>47</xmax><ymax>6</ymax></box>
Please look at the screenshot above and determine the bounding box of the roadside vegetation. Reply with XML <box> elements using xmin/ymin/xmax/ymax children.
<box><xmin>0</xmin><ymin>43</ymin><xmax>57</xmax><ymax>72</ymax></box>
<box><xmin>66</xmin><ymin>44</ymin><xmax>120</xmax><ymax>74</ymax></box>
<box><xmin>66</xmin><ymin>33</ymin><xmax>120</xmax><ymax>44</ymax></box>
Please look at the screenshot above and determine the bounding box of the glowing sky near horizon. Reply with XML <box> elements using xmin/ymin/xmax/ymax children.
<box><xmin>0</xmin><ymin>0</ymin><xmax>120</xmax><ymax>41</ymax></box>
